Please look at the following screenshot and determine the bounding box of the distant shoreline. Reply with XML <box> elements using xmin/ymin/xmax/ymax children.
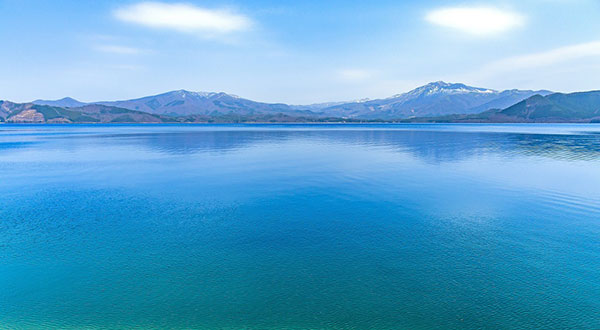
<box><xmin>3</xmin><ymin>84</ymin><xmax>600</xmax><ymax>125</ymax></box>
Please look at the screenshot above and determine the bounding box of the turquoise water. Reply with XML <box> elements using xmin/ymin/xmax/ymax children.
<box><xmin>0</xmin><ymin>124</ymin><xmax>599</xmax><ymax>330</ymax></box>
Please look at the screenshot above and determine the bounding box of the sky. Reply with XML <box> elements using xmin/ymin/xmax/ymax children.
<box><xmin>0</xmin><ymin>0</ymin><xmax>599</xmax><ymax>104</ymax></box>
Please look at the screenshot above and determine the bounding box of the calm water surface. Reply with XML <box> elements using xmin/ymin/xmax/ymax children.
<box><xmin>0</xmin><ymin>124</ymin><xmax>599</xmax><ymax>330</ymax></box>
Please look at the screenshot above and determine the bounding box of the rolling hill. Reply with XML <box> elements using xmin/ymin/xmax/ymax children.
<box><xmin>0</xmin><ymin>101</ymin><xmax>170</xmax><ymax>123</ymax></box>
<box><xmin>482</xmin><ymin>91</ymin><xmax>600</xmax><ymax>122</ymax></box>
<box><xmin>32</xmin><ymin>97</ymin><xmax>87</xmax><ymax>108</ymax></box>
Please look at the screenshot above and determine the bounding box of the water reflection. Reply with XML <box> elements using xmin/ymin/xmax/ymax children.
<box><xmin>93</xmin><ymin>128</ymin><xmax>600</xmax><ymax>163</ymax></box>
<box><xmin>1</xmin><ymin>124</ymin><xmax>599</xmax><ymax>330</ymax></box>
<box><xmin>106</xmin><ymin>131</ymin><xmax>292</xmax><ymax>155</ymax></box>
<box><xmin>1</xmin><ymin>124</ymin><xmax>600</xmax><ymax>163</ymax></box>
<box><xmin>510</xmin><ymin>133</ymin><xmax>600</xmax><ymax>161</ymax></box>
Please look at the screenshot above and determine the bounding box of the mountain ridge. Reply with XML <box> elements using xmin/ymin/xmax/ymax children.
<box><xmin>402</xmin><ymin>91</ymin><xmax>600</xmax><ymax>123</ymax></box>
<box><xmin>34</xmin><ymin>90</ymin><xmax>309</xmax><ymax>117</ymax></box>
<box><xmin>31</xmin><ymin>81</ymin><xmax>553</xmax><ymax>119</ymax></box>
<box><xmin>33</xmin><ymin>97</ymin><xmax>87</xmax><ymax>108</ymax></box>
<box><xmin>14</xmin><ymin>82</ymin><xmax>599</xmax><ymax>123</ymax></box>
<box><xmin>0</xmin><ymin>101</ymin><xmax>171</xmax><ymax>123</ymax></box>
<box><xmin>319</xmin><ymin>82</ymin><xmax>553</xmax><ymax>119</ymax></box>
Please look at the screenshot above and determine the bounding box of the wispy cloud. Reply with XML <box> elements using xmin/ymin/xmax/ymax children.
<box><xmin>114</xmin><ymin>2</ymin><xmax>253</xmax><ymax>35</ymax></box>
<box><xmin>481</xmin><ymin>40</ymin><xmax>600</xmax><ymax>73</ymax></box>
<box><xmin>461</xmin><ymin>40</ymin><xmax>600</xmax><ymax>91</ymax></box>
<box><xmin>426</xmin><ymin>7</ymin><xmax>524</xmax><ymax>36</ymax></box>
<box><xmin>94</xmin><ymin>44</ymin><xmax>145</xmax><ymax>55</ymax></box>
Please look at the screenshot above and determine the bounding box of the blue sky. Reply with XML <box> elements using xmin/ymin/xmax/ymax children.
<box><xmin>1</xmin><ymin>0</ymin><xmax>599</xmax><ymax>104</ymax></box>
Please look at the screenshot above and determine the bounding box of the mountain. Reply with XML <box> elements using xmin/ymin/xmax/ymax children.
<box><xmin>481</xmin><ymin>91</ymin><xmax>600</xmax><ymax>122</ymax></box>
<box><xmin>319</xmin><ymin>82</ymin><xmax>552</xmax><ymax>119</ymax></box>
<box><xmin>33</xmin><ymin>97</ymin><xmax>87</xmax><ymax>108</ymax></box>
<box><xmin>15</xmin><ymin>82</ymin><xmax>600</xmax><ymax>123</ymax></box>
<box><xmin>28</xmin><ymin>83</ymin><xmax>551</xmax><ymax>120</ymax></box>
<box><xmin>404</xmin><ymin>91</ymin><xmax>600</xmax><ymax>123</ymax></box>
<box><xmin>95</xmin><ymin>90</ymin><xmax>312</xmax><ymax>117</ymax></box>
<box><xmin>466</xmin><ymin>88</ymin><xmax>553</xmax><ymax>113</ymax></box>
<box><xmin>32</xmin><ymin>90</ymin><xmax>316</xmax><ymax>117</ymax></box>
<box><xmin>290</xmin><ymin>99</ymin><xmax>370</xmax><ymax>111</ymax></box>
<box><xmin>4</xmin><ymin>90</ymin><xmax>600</xmax><ymax>123</ymax></box>
<box><xmin>0</xmin><ymin>101</ymin><xmax>170</xmax><ymax>123</ymax></box>
<box><xmin>0</xmin><ymin>101</ymin><xmax>360</xmax><ymax>124</ymax></box>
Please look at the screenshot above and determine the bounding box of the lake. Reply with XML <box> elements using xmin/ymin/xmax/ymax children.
<box><xmin>0</xmin><ymin>124</ymin><xmax>599</xmax><ymax>330</ymax></box>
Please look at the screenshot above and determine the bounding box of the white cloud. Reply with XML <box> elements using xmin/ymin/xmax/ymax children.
<box><xmin>462</xmin><ymin>40</ymin><xmax>600</xmax><ymax>91</ymax></box>
<box><xmin>481</xmin><ymin>40</ymin><xmax>600</xmax><ymax>73</ymax></box>
<box><xmin>94</xmin><ymin>44</ymin><xmax>144</xmax><ymax>55</ymax></box>
<box><xmin>114</xmin><ymin>2</ymin><xmax>252</xmax><ymax>34</ymax></box>
<box><xmin>425</xmin><ymin>7</ymin><xmax>524</xmax><ymax>36</ymax></box>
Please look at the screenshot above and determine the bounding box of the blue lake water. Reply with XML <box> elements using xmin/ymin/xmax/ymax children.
<box><xmin>0</xmin><ymin>124</ymin><xmax>599</xmax><ymax>330</ymax></box>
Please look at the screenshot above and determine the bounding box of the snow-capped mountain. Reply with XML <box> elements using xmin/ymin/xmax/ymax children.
<box><xmin>389</xmin><ymin>81</ymin><xmax>496</xmax><ymax>99</ymax></box>
<box><xmin>33</xmin><ymin>90</ymin><xmax>312</xmax><ymax>117</ymax></box>
<box><xmin>31</xmin><ymin>82</ymin><xmax>553</xmax><ymax>119</ymax></box>
<box><xmin>94</xmin><ymin>90</ymin><xmax>300</xmax><ymax>116</ymax></box>
<box><xmin>320</xmin><ymin>82</ymin><xmax>552</xmax><ymax>119</ymax></box>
